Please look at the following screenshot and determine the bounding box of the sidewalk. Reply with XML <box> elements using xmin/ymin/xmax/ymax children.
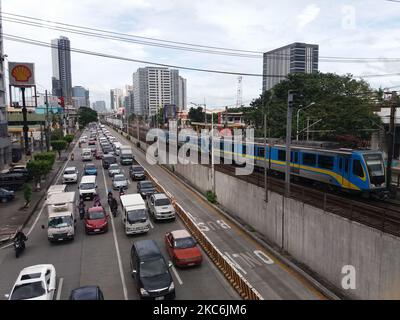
<box><xmin>0</xmin><ymin>140</ymin><xmax>77</xmax><ymax>243</ymax></box>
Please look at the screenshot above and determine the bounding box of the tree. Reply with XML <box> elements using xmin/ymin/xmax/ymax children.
<box><xmin>51</xmin><ymin>140</ymin><xmax>68</xmax><ymax>158</ymax></box>
<box><xmin>78</xmin><ymin>107</ymin><xmax>98</xmax><ymax>129</ymax></box>
<box><xmin>188</xmin><ymin>106</ymin><xmax>205</xmax><ymax>123</ymax></box>
<box><xmin>26</xmin><ymin>160</ymin><xmax>52</xmax><ymax>190</ymax></box>
<box><xmin>22</xmin><ymin>183</ymin><xmax>32</xmax><ymax>208</ymax></box>
<box><xmin>157</xmin><ymin>107</ymin><xmax>164</xmax><ymax>125</ymax></box>
<box><xmin>34</xmin><ymin>152</ymin><xmax>56</xmax><ymax>167</ymax></box>
<box><xmin>50</xmin><ymin>128</ymin><xmax>64</xmax><ymax>141</ymax></box>
<box><xmin>246</xmin><ymin>72</ymin><xmax>382</xmax><ymax>141</ymax></box>
<box><xmin>64</xmin><ymin>134</ymin><xmax>74</xmax><ymax>145</ymax></box>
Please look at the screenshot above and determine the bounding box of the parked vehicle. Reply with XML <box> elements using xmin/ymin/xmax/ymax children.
<box><xmin>78</xmin><ymin>175</ymin><xmax>97</xmax><ymax>200</ymax></box>
<box><xmin>120</xmin><ymin>194</ymin><xmax>150</xmax><ymax>235</ymax></box>
<box><xmin>8</xmin><ymin>165</ymin><xmax>30</xmax><ymax>180</ymax></box>
<box><xmin>44</xmin><ymin>192</ymin><xmax>76</xmax><ymax>242</ymax></box>
<box><xmin>84</xmin><ymin>163</ymin><xmax>98</xmax><ymax>176</ymax></box>
<box><xmin>112</xmin><ymin>174</ymin><xmax>128</xmax><ymax>190</ymax></box>
<box><xmin>81</xmin><ymin>148</ymin><xmax>93</xmax><ymax>161</ymax></box>
<box><xmin>129</xmin><ymin>165</ymin><xmax>146</xmax><ymax>181</ymax></box>
<box><xmin>165</xmin><ymin>230</ymin><xmax>202</xmax><ymax>267</ymax></box>
<box><xmin>102</xmin><ymin>154</ymin><xmax>116</xmax><ymax>169</ymax></box>
<box><xmin>108</xmin><ymin>163</ymin><xmax>121</xmax><ymax>177</ymax></box>
<box><xmin>0</xmin><ymin>188</ymin><xmax>15</xmax><ymax>203</ymax></box>
<box><xmin>84</xmin><ymin>206</ymin><xmax>109</xmax><ymax>234</ymax></box>
<box><xmin>62</xmin><ymin>167</ymin><xmax>78</xmax><ymax>184</ymax></box>
<box><xmin>137</xmin><ymin>181</ymin><xmax>156</xmax><ymax>199</ymax></box>
<box><xmin>0</xmin><ymin>172</ymin><xmax>27</xmax><ymax>190</ymax></box>
<box><xmin>130</xmin><ymin>240</ymin><xmax>175</xmax><ymax>300</ymax></box>
<box><xmin>5</xmin><ymin>264</ymin><xmax>57</xmax><ymax>300</ymax></box>
<box><xmin>69</xmin><ymin>286</ymin><xmax>104</xmax><ymax>300</ymax></box>
<box><xmin>120</xmin><ymin>146</ymin><xmax>134</xmax><ymax>165</ymax></box>
<box><xmin>147</xmin><ymin>193</ymin><xmax>175</xmax><ymax>221</ymax></box>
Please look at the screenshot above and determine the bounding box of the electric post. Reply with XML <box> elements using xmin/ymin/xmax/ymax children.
<box><xmin>285</xmin><ymin>91</ymin><xmax>295</xmax><ymax>197</ymax></box>
<box><xmin>386</xmin><ymin>91</ymin><xmax>397</xmax><ymax>191</ymax></box>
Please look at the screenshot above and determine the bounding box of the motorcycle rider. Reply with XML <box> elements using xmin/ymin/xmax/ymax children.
<box><xmin>14</xmin><ymin>230</ymin><xmax>28</xmax><ymax>250</ymax></box>
<box><xmin>110</xmin><ymin>196</ymin><xmax>118</xmax><ymax>217</ymax></box>
<box><xmin>71</xmin><ymin>152</ymin><xmax>75</xmax><ymax>161</ymax></box>
<box><xmin>78</xmin><ymin>199</ymin><xmax>85</xmax><ymax>219</ymax></box>
<box><xmin>93</xmin><ymin>194</ymin><xmax>101</xmax><ymax>207</ymax></box>
<box><xmin>107</xmin><ymin>190</ymin><xmax>113</xmax><ymax>206</ymax></box>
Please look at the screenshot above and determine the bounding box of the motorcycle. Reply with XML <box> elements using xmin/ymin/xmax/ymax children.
<box><xmin>71</xmin><ymin>153</ymin><xmax>75</xmax><ymax>161</ymax></box>
<box><xmin>79</xmin><ymin>206</ymin><xmax>85</xmax><ymax>220</ymax></box>
<box><xmin>14</xmin><ymin>238</ymin><xmax>26</xmax><ymax>258</ymax></box>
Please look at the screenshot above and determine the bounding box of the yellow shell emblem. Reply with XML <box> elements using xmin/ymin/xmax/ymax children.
<box><xmin>11</xmin><ymin>65</ymin><xmax>32</xmax><ymax>82</ymax></box>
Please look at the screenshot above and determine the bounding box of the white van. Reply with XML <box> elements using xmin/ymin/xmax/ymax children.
<box><xmin>113</xmin><ymin>142</ymin><xmax>122</xmax><ymax>156</ymax></box>
<box><xmin>81</xmin><ymin>148</ymin><xmax>93</xmax><ymax>161</ymax></box>
<box><xmin>78</xmin><ymin>175</ymin><xmax>97</xmax><ymax>200</ymax></box>
<box><xmin>45</xmin><ymin>192</ymin><xmax>76</xmax><ymax>242</ymax></box>
<box><xmin>46</xmin><ymin>184</ymin><xmax>67</xmax><ymax>199</ymax></box>
<box><xmin>120</xmin><ymin>194</ymin><xmax>150</xmax><ymax>235</ymax></box>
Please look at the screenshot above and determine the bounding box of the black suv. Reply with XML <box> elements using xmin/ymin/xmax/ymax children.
<box><xmin>137</xmin><ymin>181</ymin><xmax>156</xmax><ymax>198</ymax></box>
<box><xmin>129</xmin><ymin>165</ymin><xmax>146</xmax><ymax>181</ymax></box>
<box><xmin>130</xmin><ymin>240</ymin><xmax>175</xmax><ymax>300</ymax></box>
<box><xmin>102</xmin><ymin>154</ymin><xmax>116</xmax><ymax>169</ymax></box>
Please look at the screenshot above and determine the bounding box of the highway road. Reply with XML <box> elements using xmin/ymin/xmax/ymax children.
<box><xmin>107</xmin><ymin>125</ymin><xmax>327</xmax><ymax>300</ymax></box>
<box><xmin>0</xmin><ymin>129</ymin><xmax>239</xmax><ymax>300</ymax></box>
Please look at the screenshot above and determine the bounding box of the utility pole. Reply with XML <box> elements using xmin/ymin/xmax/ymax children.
<box><xmin>306</xmin><ymin>117</ymin><xmax>310</xmax><ymax>141</ymax></box>
<box><xmin>21</xmin><ymin>87</ymin><xmax>30</xmax><ymax>155</ymax></box>
<box><xmin>285</xmin><ymin>91</ymin><xmax>294</xmax><ymax>196</ymax></box>
<box><xmin>45</xmin><ymin>90</ymin><xmax>50</xmax><ymax>151</ymax></box>
<box><xmin>387</xmin><ymin>91</ymin><xmax>397</xmax><ymax>190</ymax></box>
<box><xmin>204</xmin><ymin>98</ymin><xmax>207</xmax><ymax>127</ymax></box>
<box><xmin>263</xmin><ymin>92</ymin><xmax>268</xmax><ymax>202</ymax></box>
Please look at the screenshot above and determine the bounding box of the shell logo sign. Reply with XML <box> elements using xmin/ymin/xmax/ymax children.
<box><xmin>8</xmin><ymin>62</ymin><xmax>35</xmax><ymax>87</ymax></box>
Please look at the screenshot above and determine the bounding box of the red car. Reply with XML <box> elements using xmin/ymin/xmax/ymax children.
<box><xmin>84</xmin><ymin>206</ymin><xmax>109</xmax><ymax>234</ymax></box>
<box><xmin>88</xmin><ymin>139</ymin><xmax>96</xmax><ymax>146</ymax></box>
<box><xmin>95</xmin><ymin>149</ymin><xmax>103</xmax><ymax>159</ymax></box>
<box><xmin>165</xmin><ymin>230</ymin><xmax>202</xmax><ymax>267</ymax></box>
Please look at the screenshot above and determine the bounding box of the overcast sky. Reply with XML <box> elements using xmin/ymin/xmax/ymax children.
<box><xmin>3</xmin><ymin>0</ymin><xmax>400</xmax><ymax>109</ymax></box>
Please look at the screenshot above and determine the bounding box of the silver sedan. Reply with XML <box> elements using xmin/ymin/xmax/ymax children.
<box><xmin>112</xmin><ymin>174</ymin><xmax>128</xmax><ymax>190</ymax></box>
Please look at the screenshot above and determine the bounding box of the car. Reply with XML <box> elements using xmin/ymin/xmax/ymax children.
<box><xmin>112</xmin><ymin>174</ymin><xmax>128</xmax><ymax>190</ymax></box>
<box><xmin>137</xmin><ymin>181</ymin><xmax>156</xmax><ymax>199</ymax></box>
<box><xmin>147</xmin><ymin>193</ymin><xmax>175</xmax><ymax>221</ymax></box>
<box><xmin>88</xmin><ymin>139</ymin><xmax>96</xmax><ymax>146</ymax></box>
<box><xmin>84</xmin><ymin>163</ymin><xmax>97</xmax><ymax>176</ymax></box>
<box><xmin>79</xmin><ymin>136</ymin><xmax>87</xmax><ymax>144</ymax></box>
<box><xmin>102</xmin><ymin>154</ymin><xmax>116</xmax><ymax>169</ymax></box>
<box><xmin>165</xmin><ymin>230</ymin><xmax>202</xmax><ymax>267</ymax></box>
<box><xmin>62</xmin><ymin>166</ymin><xmax>78</xmax><ymax>184</ymax></box>
<box><xmin>84</xmin><ymin>206</ymin><xmax>109</xmax><ymax>234</ymax></box>
<box><xmin>95</xmin><ymin>149</ymin><xmax>103</xmax><ymax>159</ymax></box>
<box><xmin>129</xmin><ymin>165</ymin><xmax>146</xmax><ymax>181</ymax></box>
<box><xmin>4</xmin><ymin>165</ymin><xmax>30</xmax><ymax>181</ymax></box>
<box><xmin>103</xmin><ymin>146</ymin><xmax>114</xmax><ymax>155</ymax></box>
<box><xmin>5</xmin><ymin>264</ymin><xmax>57</xmax><ymax>300</ymax></box>
<box><xmin>108</xmin><ymin>163</ymin><xmax>121</xmax><ymax>177</ymax></box>
<box><xmin>69</xmin><ymin>286</ymin><xmax>104</xmax><ymax>300</ymax></box>
<box><xmin>0</xmin><ymin>188</ymin><xmax>15</xmax><ymax>203</ymax></box>
<box><xmin>130</xmin><ymin>240</ymin><xmax>175</xmax><ymax>300</ymax></box>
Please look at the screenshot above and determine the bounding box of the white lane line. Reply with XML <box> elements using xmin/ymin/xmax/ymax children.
<box><xmin>171</xmin><ymin>266</ymin><xmax>183</xmax><ymax>285</ymax></box>
<box><xmin>56</xmin><ymin>277</ymin><xmax>64</xmax><ymax>300</ymax></box>
<box><xmin>149</xmin><ymin>220</ymin><xmax>154</xmax><ymax>229</ymax></box>
<box><xmin>185</xmin><ymin>211</ymin><xmax>197</xmax><ymax>222</ymax></box>
<box><xmin>101</xmin><ymin>164</ymin><xmax>128</xmax><ymax>301</ymax></box>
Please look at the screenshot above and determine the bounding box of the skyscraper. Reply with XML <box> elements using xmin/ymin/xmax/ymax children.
<box><xmin>72</xmin><ymin>86</ymin><xmax>89</xmax><ymax>108</ymax></box>
<box><xmin>110</xmin><ymin>88</ymin><xmax>123</xmax><ymax>111</ymax></box>
<box><xmin>0</xmin><ymin>0</ymin><xmax>11</xmax><ymax>169</ymax></box>
<box><xmin>262</xmin><ymin>42</ymin><xmax>319</xmax><ymax>92</ymax></box>
<box><xmin>51</xmin><ymin>36</ymin><xmax>73</xmax><ymax>103</ymax></box>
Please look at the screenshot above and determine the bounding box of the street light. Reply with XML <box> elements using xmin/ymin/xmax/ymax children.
<box><xmin>296</xmin><ymin>102</ymin><xmax>315</xmax><ymax>141</ymax></box>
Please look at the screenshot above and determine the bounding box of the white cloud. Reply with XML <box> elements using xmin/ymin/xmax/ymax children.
<box><xmin>297</xmin><ymin>4</ymin><xmax>320</xmax><ymax>28</ymax></box>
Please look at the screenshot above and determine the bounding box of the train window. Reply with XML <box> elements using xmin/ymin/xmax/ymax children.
<box><xmin>345</xmin><ymin>159</ymin><xmax>349</xmax><ymax>173</ymax></box>
<box><xmin>257</xmin><ymin>147</ymin><xmax>265</xmax><ymax>158</ymax></box>
<box><xmin>318</xmin><ymin>155</ymin><xmax>334</xmax><ymax>170</ymax></box>
<box><xmin>339</xmin><ymin>158</ymin><xmax>343</xmax><ymax>170</ymax></box>
<box><xmin>303</xmin><ymin>153</ymin><xmax>316</xmax><ymax>167</ymax></box>
<box><xmin>291</xmin><ymin>152</ymin><xmax>299</xmax><ymax>163</ymax></box>
<box><xmin>278</xmin><ymin>150</ymin><xmax>286</xmax><ymax>161</ymax></box>
<box><xmin>353</xmin><ymin>160</ymin><xmax>365</xmax><ymax>178</ymax></box>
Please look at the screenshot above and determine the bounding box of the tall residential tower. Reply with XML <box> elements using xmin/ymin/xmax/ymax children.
<box><xmin>51</xmin><ymin>36</ymin><xmax>73</xmax><ymax>103</ymax></box>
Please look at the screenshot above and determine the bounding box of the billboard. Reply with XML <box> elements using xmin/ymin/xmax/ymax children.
<box><xmin>8</xmin><ymin>62</ymin><xmax>35</xmax><ymax>87</ymax></box>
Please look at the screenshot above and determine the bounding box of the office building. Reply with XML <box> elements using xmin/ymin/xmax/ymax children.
<box><xmin>93</xmin><ymin>101</ymin><xmax>107</xmax><ymax>113</ymax></box>
<box><xmin>72</xmin><ymin>86</ymin><xmax>89</xmax><ymax>108</ymax></box>
<box><xmin>51</xmin><ymin>36</ymin><xmax>73</xmax><ymax>103</ymax></box>
<box><xmin>110</xmin><ymin>88</ymin><xmax>123</xmax><ymax>111</ymax></box>
<box><xmin>262</xmin><ymin>42</ymin><xmax>319</xmax><ymax>92</ymax></box>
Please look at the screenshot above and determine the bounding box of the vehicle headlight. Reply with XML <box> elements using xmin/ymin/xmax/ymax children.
<box><xmin>140</xmin><ymin>288</ymin><xmax>149</xmax><ymax>296</ymax></box>
<box><xmin>168</xmin><ymin>282</ymin><xmax>175</xmax><ymax>291</ymax></box>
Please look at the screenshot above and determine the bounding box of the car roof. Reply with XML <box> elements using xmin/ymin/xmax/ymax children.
<box><xmin>171</xmin><ymin>230</ymin><xmax>191</xmax><ymax>239</ymax></box>
<box><xmin>85</xmin><ymin>163</ymin><xmax>96</xmax><ymax>166</ymax></box>
<box><xmin>114</xmin><ymin>174</ymin><xmax>125</xmax><ymax>178</ymax></box>
<box><xmin>18</xmin><ymin>264</ymin><xmax>54</xmax><ymax>282</ymax></box>
<box><xmin>133</xmin><ymin>240</ymin><xmax>161</xmax><ymax>259</ymax></box>
<box><xmin>70</xmin><ymin>286</ymin><xmax>100</xmax><ymax>300</ymax></box>
<box><xmin>65</xmin><ymin>166</ymin><xmax>76</xmax><ymax>171</ymax></box>
<box><xmin>131</xmin><ymin>165</ymin><xmax>143</xmax><ymax>169</ymax></box>
<box><xmin>153</xmin><ymin>193</ymin><xmax>168</xmax><ymax>200</ymax></box>
<box><xmin>139</xmin><ymin>180</ymin><xmax>153</xmax><ymax>185</ymax></box>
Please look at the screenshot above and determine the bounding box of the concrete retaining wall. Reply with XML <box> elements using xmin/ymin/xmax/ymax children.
<box><xmin>171</xmin><ymin>163</ymin><xmax>400</xmax><ymax>300</ymax></box>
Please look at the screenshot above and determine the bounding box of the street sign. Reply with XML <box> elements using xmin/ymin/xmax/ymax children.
<box><xmin>8</xmin><ymin>62</ymin><xmax>35</xmax><ymax>87</ymax></box>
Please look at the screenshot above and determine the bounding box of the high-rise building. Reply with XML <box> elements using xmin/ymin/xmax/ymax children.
<box><xmin>51</xmin><ymin>36</ymin><xmax>73</xmax><ymax>103</ymax></box>
<box><xmin>0</xmin><ymin>1</ymin><xmax>11</xmax><ymax>169</ymax></box>
<box><xmin>262</xmin><ymin>42</ymin><xmax>319</xmax><ymax>92</ymax></box>
<box><xmin>132</xmin><ymin>67</ymin><xmax>186</xmax><ymax>117</ymax></box>
<box><xmin>110</xmin><ymin>88</ymin><xmax>123</xmax><ymax>111</ymax></box>
<box><xmin>72</xmin><ymin>86</ymin><xmax>89</xmax><ymax>108</ymax></box>
<box><xmin>93</xmin><ymin>101</ymin><xmax>107</xmax><ymax>113</ymax></box>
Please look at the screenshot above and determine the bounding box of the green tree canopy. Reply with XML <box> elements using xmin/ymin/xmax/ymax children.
<box><xmin>27</xmin><ymin>160</ymin><xmax>52</xmax><ymax>184</ymax></box>
<box><xmin>51</xmin><ymin>140</ymin><xmax>68</xmax><ymax>158</ymax></box>
<box><xmin>64</xmin><ymin>134</ymin><xmax>74</xmax><ymax>145</ymax></box>
<box><xmin>188</xmin><ymin>107</ymin><xmax>205</xmax><ymax>123</ymax></box>
<box><xmin>233</xmin><ymin>72</ymin><xmax>382</xmax><ymax>141</ymax></box>
<box><xmin>78</xmin><ymin>107</ymin><xmax>98</xmax><ymax>128</ymax></box>
<box><xmin>50</xmin><ymin>128</ymin><xmax>64</xmax><ymax>141</ymax></box>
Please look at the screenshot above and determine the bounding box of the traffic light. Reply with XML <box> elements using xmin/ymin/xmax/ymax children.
<box><xmin>58</xmin><ymin>96</ymin><xmax>65</xmax><ymax>108</ymax></box>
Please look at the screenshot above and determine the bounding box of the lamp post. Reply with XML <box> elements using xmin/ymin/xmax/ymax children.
<box><xmin>296</xmin><ymin>102</ymin><xmax>315</xmax><ymax>141</ymax></box>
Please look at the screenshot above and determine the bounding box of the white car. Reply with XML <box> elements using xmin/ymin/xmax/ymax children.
<box><xmin>5</xmin><ymin>264</ymin><xmax>57</xmax><ymax>300</ymax></box>
<box><xmin>62</xmin><ymin>166</ymin><xmax>78</xmax><ymax>184</ymax></box>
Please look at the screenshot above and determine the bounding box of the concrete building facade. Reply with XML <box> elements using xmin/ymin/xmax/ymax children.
<box><xmin>72</xmin><ymin>86</ymin><xmax>89</xmax><ymax>108</ymax></box>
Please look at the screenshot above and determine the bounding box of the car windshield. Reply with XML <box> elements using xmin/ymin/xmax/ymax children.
<box><xmin>80</xmin><ymin>183</ymin><xmax>95</xmax><ymax>190</ymax></box>
<box><xmin>174</xmin><ymin>237</ymin><xmax>196</xmax><ymax>249</ymax></box>
<box><xmin>88</xmin><ymin>210</ymin><xmax>105</xmax><ymax>220</ymax></box>
<box><xmin>155</xmin><ymin>198</ymin><xmax>171</xmax><ymax>206</ymax></box>
<box><xmin>132</xmin><ymin>167</ymin><xmax>144</xmax><ymax>173</ymax></box>
<box><xmin>10</xmin><ymin>281</ymin><xmax>46</xmax><ymax>300</ymax></box>
<box><xmin>114</xmin><ymin>175</ymin><xmax>126</xmax><ymax>182</ymax></box>
<box><xmin>140</xmin><ymin>258</ymin><xmax>168</xmax><ymax>278</ymax></box>
<box><xmin>86</xmin><ymin>165</ymin><xmax>96</xmax><ymax>170</ymax></box>
<box><xmin>141</xmin><ymin>182</ymin><xmax>154</xmax><ymax>189</ymax></box>
<box><xmin>65</xmin><ymin>169</ymin><xmax>76</xmax><ymax>175</ymax></box>
<box><xmin>49</xmin><ymin>216</ymin><xmax>72</xmax><ymax>228</ymax></box>
<box><xmin>127</xmin><ymin>209</ymin><xmax>147</xmax><ymax>224</ymax></box>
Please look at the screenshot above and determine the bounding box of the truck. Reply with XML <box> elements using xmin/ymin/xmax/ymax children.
<box><xmin>44</xmin><ymin>192</ymin><xmax>76</xmax><ymax>242</ymax></box>
<box><xmin>120</xmin><ymin>146</ymin><xmax>134</xmax><ymax>165</ymax></box>
<box><xmin>120</xmin><ymin>194</ymin><xmax>150</xmax><ymax>235</ymax></box>
<box><xmin>46</xmin><ymin>184</ymin><xmax>67</xmax><ymax>199</ymax></box>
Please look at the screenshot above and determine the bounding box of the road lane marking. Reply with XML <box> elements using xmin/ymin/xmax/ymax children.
<box><xmin>56</xmin><ymin>277</ymin><xmax>64</xmax><ymax>300</ymax></box>
<box><xmin>101</xmin><ymin>164</ymin><xmax>128</xmax><ymax>300</ymax></box>
<box><xmin>171</xmin><ymin>266</ymin><xmax>183</xmax><ymax>285</ymax></box>
<box><xmin>149</xmin><ymin>220</ymin><xmax>154</xmax><ymax>229</ymax></box>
